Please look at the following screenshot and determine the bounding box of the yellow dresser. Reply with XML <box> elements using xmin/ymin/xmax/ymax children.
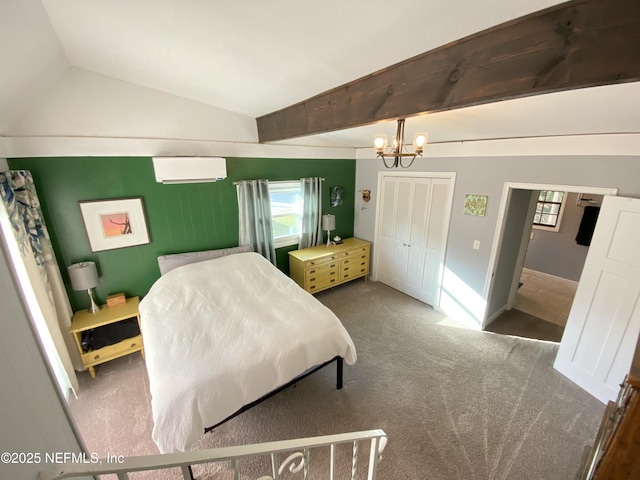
<box><xmin>288</xmin><ymin>238</ymin><xmax>371</xmax><ymax>293</ymax></box>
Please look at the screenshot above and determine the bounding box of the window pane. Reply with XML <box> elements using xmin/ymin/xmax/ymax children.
<box><xmin>542</xmin><ymin>204</ymin><xmax>560</xmax><ymax>215</ymax></box>
<box><xmin>534</xmin><ymin>213</ymin><xmax>541</xmax><ymax>223</ymax></box>
<box><xmin>539</xmin><ymin>214</ymin><xmax>558</xmax><ymax>226</ymax></box>
<box><xmin>538</xmin><ymin>191</ymin><xmax>546</xmax><ymax>201</ymax></box>
<box><xmin>268</xmin><ymin>181</ymin><xmax>302</xmax><ymax>247</ymax></box>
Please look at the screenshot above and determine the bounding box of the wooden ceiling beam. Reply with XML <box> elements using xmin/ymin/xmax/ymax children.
<box><xmin>257</xmin><ymin>0</ymin><xmax>640</xmax><ymax>143</ymax></box>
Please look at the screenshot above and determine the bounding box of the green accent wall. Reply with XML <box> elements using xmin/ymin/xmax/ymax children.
<box><xmin>8</xmin><ymin>156</ymin><xmax>355</xmax><ymax>311</ymax></box>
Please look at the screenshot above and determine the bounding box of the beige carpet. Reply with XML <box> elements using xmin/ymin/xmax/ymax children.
<box><xmin>68</xmin><ymin>280</ymin><xmax>604</xmax><ymax>479</ymax></box>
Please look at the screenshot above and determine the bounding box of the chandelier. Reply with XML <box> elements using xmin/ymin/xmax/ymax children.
<box><xmin>374</xmin><ymin>119</ymin><xmax>427</xmax><ymax>169</ymax></box>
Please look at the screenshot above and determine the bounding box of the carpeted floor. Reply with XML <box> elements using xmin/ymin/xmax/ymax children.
<box><xmin>486</xmin><ymin>308</ymin><xmax>565</xmax><ymax>343</ymax></box>
<box><xmin>68</xmin><ymin>280</ymin><xmax>604</xmax><ymax>479</ymax></box>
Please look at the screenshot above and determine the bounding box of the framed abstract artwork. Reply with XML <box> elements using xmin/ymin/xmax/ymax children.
<box><xmin>79</xmin><ymin>197</ymin><xmax>150</xmax><ymax>252</ymax></box>
<box><xmin>464</xmin><ymin>194</ymin><xmax>489</xmax><ymax>217</ymax></box>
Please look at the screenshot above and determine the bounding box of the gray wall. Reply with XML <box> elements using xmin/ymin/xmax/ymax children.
<box><xmin>524</xmin><ymin>192</ymin><xmax>602</xmax><ymax>282</ymax></box>
<box><xmin>355</xmin><ymin>155</ymin><xmax>640</xmax><ymax>326</ymax></box>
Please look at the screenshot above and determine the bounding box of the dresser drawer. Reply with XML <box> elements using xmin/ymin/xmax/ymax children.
<box><xmin>307</xmin><ymin>275</ymin><xmax>339</xmax><ymax>292</ymax></box>
<box><xmin>304</xmin><ymin>265</ymin><xmax>338</xmax><ymax>286</ymax></box>
<box><xmin>306</xmin><ymin>254</ymin><xmax>339</xmax><ymax>267</ymax></box>
<box><xmin>305</xmin><ymin>260</ymin><xmax>338</xmax><ymax>275</ymax></box>
<box><xmin>340</xmin><ymin>245</ymin><xmax>370</xmax><ymax>259</ymax></box>
<box><xmin>341</xmin><ymin>263</ymin><xmax>369</xmax><ymax>280</ymax></box>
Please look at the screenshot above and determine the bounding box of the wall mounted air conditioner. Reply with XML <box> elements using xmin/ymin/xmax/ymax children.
<box><xmin>152</xmin><ymin>156</ymin><xmax>227</xmax><ymax>184</ymax></box>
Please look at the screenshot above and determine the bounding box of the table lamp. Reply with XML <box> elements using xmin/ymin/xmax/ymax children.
<box><xmin>68</xmin><ymin>261</ymin><xmax>101</xmax><ymax>314</ymax></box>
<box><xmin>322</xmin><ymin>214</ymin><xmax>335</xmax><ymax>247</ymax></box>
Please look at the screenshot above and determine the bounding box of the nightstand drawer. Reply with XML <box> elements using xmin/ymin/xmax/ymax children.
<box><xmin>82</xmin><ymin>335</ymin><xmax>143</xmax><ymax>367</ymax></box>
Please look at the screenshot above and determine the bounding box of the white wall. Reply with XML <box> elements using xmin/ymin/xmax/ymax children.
<box><xmin>0</xmin><ymin>240</ymin><xmax>89</xmax><ymax>480</ymax></box>
<box><xmin>9</xmin><ymin>68</ymin><xmax>259</xmax><ymax>143</ymax></box>
<box><xmin>0</xmin><ymin>0</ymin><xmax>68</xmax><ymax>134</ymax></box>
<box><xmin>355</xmin><ymin>153</ymin><xmax>640</xmax><ymax>327</ymax></box>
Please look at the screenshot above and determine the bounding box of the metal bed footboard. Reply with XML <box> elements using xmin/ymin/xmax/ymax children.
<box><xmin>39</xmin><ymin>429</ymin><xmax>387</xmax><ymax>480</ymax></box>
<box><xmin>205</xmin><ymin>356</ymin><xmax>344</xmax><ymax>433</ymax></box>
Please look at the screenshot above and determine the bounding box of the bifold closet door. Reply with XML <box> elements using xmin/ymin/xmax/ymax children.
<box><xmin>376</xmin><ymin>176</ymin><xmax>451</xmax><ymax>307</ymax></box>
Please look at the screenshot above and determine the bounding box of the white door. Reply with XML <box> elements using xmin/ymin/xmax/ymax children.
<box><xmin>554</xmin><ymin>196</ymin><xmax>640</xmax><ymax>403</ymax></box>
<box><xmin>375</xmin><ymin>174</ymin><xmax>452</xmax><ymax>308</ymax></box>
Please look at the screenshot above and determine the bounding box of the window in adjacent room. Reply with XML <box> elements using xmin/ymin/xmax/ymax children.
<box><xmin>533</xmin><ymin>190</ymin><xmax>566</xmax><ymax>231</ymax></box>
<box><xmin>268</xmin><ymin>180</ymin><xmax>302</xmax><ymax>248</ymax></box>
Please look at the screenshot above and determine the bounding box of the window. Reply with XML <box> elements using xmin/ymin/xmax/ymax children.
<box><xmin>269</xmin><ymin>181</ymin><xmax>302</xmax><ymax>248</ymax></box>
<box><xmin>533</xmin><ymin>190</ymin><xmax>566</xmax><ymax>231</ymax></box>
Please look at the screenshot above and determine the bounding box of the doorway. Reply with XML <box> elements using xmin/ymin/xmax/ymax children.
<box><xmin>484</xmin><ymin>183</ymin><xmax>618</xmax><ymax>337</ymax></box>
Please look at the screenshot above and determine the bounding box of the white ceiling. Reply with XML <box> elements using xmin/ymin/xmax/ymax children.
<box><xmin>3</xmin><ymin>0</ymin><xmax>640</xmax><ymax>149</ymax></box>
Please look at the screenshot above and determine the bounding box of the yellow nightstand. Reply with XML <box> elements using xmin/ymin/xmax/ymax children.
<box><xmin>69</xmin><ymin>296</ymin><xmax>144</xmax><ymax>378</ymax></box>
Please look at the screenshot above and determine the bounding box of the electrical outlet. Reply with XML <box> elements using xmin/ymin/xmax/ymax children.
<box><xmin>473</xmin><ymin>240</ymin><xmax>480</xmax><ymax>250</ymax></box>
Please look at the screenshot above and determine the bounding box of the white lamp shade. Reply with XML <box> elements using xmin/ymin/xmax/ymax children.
<box><xmin>68</xmin><ymin>262</ymin><xmax>99</xmax><ymax>290</ymax></box>
<box><xmin>322</xmin><ymin>214</ymin><xmax>336</xmax><ymax>231</ymax></box>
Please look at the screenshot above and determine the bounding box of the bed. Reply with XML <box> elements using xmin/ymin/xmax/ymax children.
<box><xmin>138</xmin><ymin>247</ymin><xmax>357</xmax><ymax>454</ymax></box>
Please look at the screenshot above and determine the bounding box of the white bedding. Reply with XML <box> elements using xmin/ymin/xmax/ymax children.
<box><xmin>139</xmin><ymin>252</ymin><xmax>357</xmax><ymax>453</ymax></box>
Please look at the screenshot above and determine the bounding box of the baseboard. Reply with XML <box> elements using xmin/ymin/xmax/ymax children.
<box><xmin>522</xmin><ymin>268</ymin><xmax>579</xmax><ymax>288</ymax></box>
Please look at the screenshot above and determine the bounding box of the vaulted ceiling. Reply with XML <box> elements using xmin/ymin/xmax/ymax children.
<box><xmin>1</xmin><ymin>0</ymin><xmax>639</xmax><ymax>153</ymax></box>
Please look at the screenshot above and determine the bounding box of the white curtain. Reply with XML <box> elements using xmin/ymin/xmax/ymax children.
<box><xmin>236</xmin><ymin>179</ymin><xmax>277</xmax><ymax>265</ymax></box>
<box><xmin>0</xmin><ymin>171</ymin><xmax>79</xmax><ymax>398</ymax></box>
<box><xmin>299</xmin><ymin>177</ymin><xmax>323</xmax><ymax>249</ymax></box>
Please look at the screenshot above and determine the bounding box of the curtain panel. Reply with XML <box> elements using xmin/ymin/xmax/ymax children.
<box><xmin>236</xmin><ymin>179</ymin><xmax>277</xmax><ymax>265</ymax></box>
<box><xmin>299</xmin><ymin>177</ymin><xmax>323</xmax><ymax>249</ymax></box>
<box><xmin>0</xmin><ymin>171</ymin><xmax>79</xmax><ymax>396</ymax></box>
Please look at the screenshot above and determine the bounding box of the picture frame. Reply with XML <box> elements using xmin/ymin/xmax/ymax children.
<box><xmin>464</xmin><ymin>194</ymin><xmax>489</xmax><ymax>217</ymax></box>
<box><xmin>330</xmin><ymin>186</ymin><xmax>344</xmax><ymax>207</ymax></box>
<box><xmin>79</xmin><ymin>197</ymin><xmax>150</xmax><ymax>252</ymax></box>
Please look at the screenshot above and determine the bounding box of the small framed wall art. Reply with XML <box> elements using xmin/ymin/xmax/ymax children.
<box><xmin>79</xmin><ymin>197</ymin><xmax>150</xmax><ymax>252</ymax></box>
<box><xmin>330</xmin><ymin>186</ymin><xmax>344</xmax><ymax>207</ymax></box>
<box><xmin>464</xmin><ymin>194</ymin><xmax>488</xmax><ymax>217</ymax></box>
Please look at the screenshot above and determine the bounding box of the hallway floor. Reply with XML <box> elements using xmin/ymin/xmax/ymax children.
<box><xmin>488</xmin><ymin>269</ymin><xmax>578</xmax><ymax>343</ymax></box>
<box><xmin>514</xmin><ymin>269</ymin><xmax>578</xmax><ymax>328</ymax></box>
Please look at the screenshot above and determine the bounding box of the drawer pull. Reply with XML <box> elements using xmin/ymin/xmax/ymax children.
<box><xmin>343</xmin><ymin>259</ymin><xmax>350</xmax><ymax>264</ymax></box>
<box><xmin>330</xmin><ymin>271</ymin><xmax>336</xmax><ymax>276</ymax></box>
<box><xmin>360</xmin><ymin>268</ymin><xmax>365</xmax><ymax>273</ymax></box>
<box><xmin>309</xmin><ymin>269</ymin><xmax>316</xmax><ymax>274</ymax></box>
<box><xmin>310</xmin><ymin>277</ymin><xmax>316</xmax><ymax>282</ymax></box>
<box><xmin>360</xmin><ymin>261</ymin><xmax>366</xmax><ymax>266</ymax></box>
<box><xmin>93</xmin><ymin>355</ymin><xmax>100</xmax><ymax>360</ymax></box>
<box><xmin>130</xmin><ymin>343</ymin><xmax>137</xmax><ymax>348</ymax></box>
<box><xmin>330</xmin><ymin>279</ymin><xmax>336</xmax><ymax>283</ymax></box>
<box><xmin>310</xmin><ymin>285</ymin><xmax>316</xmax><ymax>290</ymax></box>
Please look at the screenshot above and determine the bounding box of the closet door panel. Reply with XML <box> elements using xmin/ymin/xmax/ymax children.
<box><xmin>377</xmin><ymin>178</ymin><xmax>406</xmax><ymax>289</ymax></box>
<box><xmin>420</xmin><ymin>179</ymin><xmax>451</xmax><ymax>305</ymax></box>
<box><xmin>404</xmin><ymin>180</ymin><xmax>431</xmax><ymax>299</ymax></box>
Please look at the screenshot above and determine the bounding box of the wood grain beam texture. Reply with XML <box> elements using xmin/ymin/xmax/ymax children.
<box><xmin>257</xmin><ymin>0</ymin><xmax>640</xmax><ymax>143</ymax></box>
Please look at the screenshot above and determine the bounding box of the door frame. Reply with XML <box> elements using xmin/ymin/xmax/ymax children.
<box><xmin>372</xmin><ymin>171</ymin><xmax>456</xmax><ymax>311</ymax></box>
<box><xmin>483</xmin><ymin>182</ymin><xmax>618</xmax><ymax>329</ymax></box>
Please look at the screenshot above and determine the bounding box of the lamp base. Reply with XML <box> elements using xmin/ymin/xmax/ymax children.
<box><xmin>326</xmin><ymin>229</ymin><xmax>332</xmax><ymax>247</ymax></box>
<box><xmin>87</xmin><ymin>288</ymin><xmax>101</xmax><ymax>314</ymax></box>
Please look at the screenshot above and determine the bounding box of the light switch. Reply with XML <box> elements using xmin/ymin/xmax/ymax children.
<box><xmin>473</xmin><ymin>240</ymin><xmax>480</xmax><ymax>250</ymax></box>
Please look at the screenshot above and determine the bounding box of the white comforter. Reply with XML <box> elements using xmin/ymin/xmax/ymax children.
<box><xmin>139</xmin><ymin>252</ymin><xmax>357</xmax><ymax>453</ymax></box>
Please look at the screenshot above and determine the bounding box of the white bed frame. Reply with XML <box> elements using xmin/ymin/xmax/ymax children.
<box><xmin>39</xmin><ymin>429</ymin><xmax>387</xmax><ymax>480</ymax></box>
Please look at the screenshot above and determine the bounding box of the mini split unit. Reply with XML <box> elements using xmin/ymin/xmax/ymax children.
<box><xmin>152</xmin><ymin>156</ymin><xmax>227</xmax><ymax>184</ymax></box>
